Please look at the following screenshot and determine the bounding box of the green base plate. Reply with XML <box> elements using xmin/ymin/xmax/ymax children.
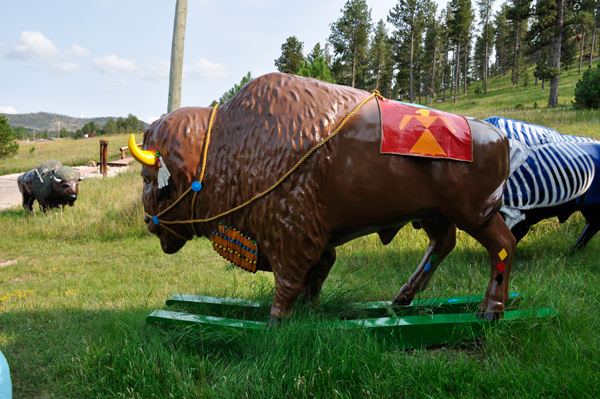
<box><xmin>146</xmin><ymin>306</ymin><xmax>557</xmax><ymax>348</ymax></box>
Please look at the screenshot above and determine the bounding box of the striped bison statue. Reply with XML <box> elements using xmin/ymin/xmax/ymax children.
<box><xmin>128</xmin><ymin>73</ymin><xmax>515</xmax><ymax>324</ymax></box>
<box><xmin>485</xmin><ymin>116</ymin><xmax>600</xmax><ymax>251</ymax></box>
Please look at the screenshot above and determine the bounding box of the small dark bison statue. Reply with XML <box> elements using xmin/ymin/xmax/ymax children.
<box><xmin>17</xmin><ymin>159</ymin><xmax>85</xmax><ymax>212</ymax></box>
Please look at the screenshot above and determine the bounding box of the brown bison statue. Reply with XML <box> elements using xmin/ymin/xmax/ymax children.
<box><xmin>17</xmin><ymin>159</ymin><xmax>84</xmax><ymax>212</ymax></box>
<box><xmin>129</xmin><ymin>73</ymin><xmax>514</xmax><ymax>324</ymax></box>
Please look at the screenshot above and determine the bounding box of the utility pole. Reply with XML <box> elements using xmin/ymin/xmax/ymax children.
<box><xmin>167</xmin><ymin>0</ymin><xmax>188</xmax><ymax>114</ymax></box>
<box><xmin>33</xmin><ymin>129</ymin><xmax>35</xmax><ymax>142</ymax></box>
<box><xmin>58</xmin><ymin>121</ymin><xmax>60</xmax><ymax>139</ymax></box>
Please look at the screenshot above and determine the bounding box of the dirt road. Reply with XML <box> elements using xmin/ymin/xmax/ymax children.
<box><xmin>0</xmin><ymin>179</ymin><xmax>21</xmax><ymax>210</ymax></box>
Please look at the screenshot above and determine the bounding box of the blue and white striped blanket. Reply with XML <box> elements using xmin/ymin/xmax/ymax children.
<box><xmin>484</xmin><ymin>116</ymin><xmax>600</xmax><ymax>228</ymax></box>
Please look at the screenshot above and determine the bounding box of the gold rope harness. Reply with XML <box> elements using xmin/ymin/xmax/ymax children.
<box><xmin>147</xmin><ymin>90</ymin><xmax>384</xmax><ymax>241</ymax></box>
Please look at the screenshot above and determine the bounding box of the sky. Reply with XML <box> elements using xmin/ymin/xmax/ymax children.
<box><xmin>1</xmin><ymin>0</ymin><xmax>456</xmax><ymax>126</ymax></box>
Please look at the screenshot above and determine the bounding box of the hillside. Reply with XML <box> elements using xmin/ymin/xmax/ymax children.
<box><xmin>1</xmin><ymin>112</ymin><xmax>148</xmax><ymax>133</ymax></box>
<box><xmin>412</xmin><ymin>61</ymin><xmax>600</xmax><ymax>140</ymax></box>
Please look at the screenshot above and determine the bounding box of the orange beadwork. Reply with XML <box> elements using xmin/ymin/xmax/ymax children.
<box><xmin>211</xmin><ymin>224</ymin><xmax>259</xmax><ymax>273</ymax></box>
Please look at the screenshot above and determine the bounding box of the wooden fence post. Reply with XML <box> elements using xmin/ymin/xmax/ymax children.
<box><xmin>100</xmin><ymin>140</ymin><xmax>108</xmax><ymax>177</ymax></box>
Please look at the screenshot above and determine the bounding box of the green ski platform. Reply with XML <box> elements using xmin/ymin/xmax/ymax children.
<box><xmin>147</xmin><ymin>293</ymin><xmax>557</xmax><ymax>348</ymax></box>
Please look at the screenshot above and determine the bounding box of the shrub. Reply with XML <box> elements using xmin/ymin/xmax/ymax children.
<box><xmin>515</xmin><ymin>103</ymin><xmax>524</xmax><ymax>110</ymax></box>
<box><xmin>473</xmin><ymin>85</ymin><xmax>482</xmax><ymax>95</ymax></box>
<box><xmin>0</xmin><ymin>115</ymin><xmax>18</xmax><ymax>159</ymax></box>
<box><xmin>573</xmin><ymin>65</ymin><xmax>600</xmax><ymax>109</ymax></box>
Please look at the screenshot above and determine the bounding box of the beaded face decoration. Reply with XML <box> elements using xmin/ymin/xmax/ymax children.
<box><xmin>211</xmin><ymin>223</ymin><xmax>259</xmax><ymax>273</ymax></box>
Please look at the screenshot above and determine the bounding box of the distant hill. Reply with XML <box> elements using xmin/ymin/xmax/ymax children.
<box><xmin>1</xmin><ymin>112</ymin><xmax>149</xmax><ymax>133</ymax></box>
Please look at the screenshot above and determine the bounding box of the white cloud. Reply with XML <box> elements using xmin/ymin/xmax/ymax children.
<box><xmin>183</xmin><ymin>58</ymin><xmax>227</xmax><ymax>80</ymax></box>
<box><xmin>52</xmin><ymin>62</ymin><xmax>84</xmax><ymax>73</ymax></box>
<box><xmin>93</xmin><ymin>55</ymin><xmax>136</xmax><ymax>74</ymax></box>
<box><xmin>9</xmin><ymin>31</ymin><xmax>59</xmax><ymax>61</ymax></box>
<box><xmin>0</xmin><ymin>106</ymin><xmax>17</xmax><ymax>114</ymax></box>
<box><xmin>65</xmin><ymin>44</ymin><xmax>90</xmax><ymax>58</ymax></box>
<box><xmin>138</xmin><ymin>61</ymin><xmax>169</xmax><ymax>81</ymax></box>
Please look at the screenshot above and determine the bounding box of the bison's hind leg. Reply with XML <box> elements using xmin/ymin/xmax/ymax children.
<box><xmin>572</xmin><ymin>207</ymin><xmax>600</xmax><ymax>252</ymax></box>
<box><xmin>464</xmin><ymin>212</ymin><xmax>516</xmax><ymax>321</ymax></box>
<box><xmin>393</xmin><ymin>217</ymin><xmax>456</xmax><ymax>306</ymax></box>
<box><xmin>511</xmin><ymin>220</ymin><xmax>531</xmax><ymax>245</ymax></box>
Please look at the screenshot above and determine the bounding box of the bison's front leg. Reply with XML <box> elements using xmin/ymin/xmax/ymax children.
<box><xmin>465</xmin><ymin>212</ymin><xmax>516</xmax><ymax>320</ymax></box>
<box><xmin>22</xmin><ymin>195</ymin><xmax>35</xmax><ymax>213</ymax></box>
<box><xmin>300</xmin><ymin>248</ymin><xmax>336</xmax><ymax>305</ymax></box>
<box><xmin>393</xmin><ymin>217</ymin><xmax>456</xmax><ymax>306</ymax></box>
<box><xmin>269</xmin><ymin>268</ymin><xmax>311</xmax><ymax>325</ymax></box>
<box><xmin>268</xmin><ymin>247</ymin><xmax>331</xmax><ymax>325</ymax></box>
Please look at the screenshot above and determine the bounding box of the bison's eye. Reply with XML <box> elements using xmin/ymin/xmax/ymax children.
<box><xmin>142</xmin><ymin>176</ymin><xmax>150</xmax><ymax>184</ymax></box>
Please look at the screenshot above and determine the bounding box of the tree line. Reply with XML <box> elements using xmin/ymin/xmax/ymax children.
<box><xmin>69</xmin><ymin>114</ymin><xmax>146</xmax><ymax>139</ymax></box>
<box><xmin>273</xmin><ymin>0</ymin><xmax>600</xmax><ymax>108</ymax></box>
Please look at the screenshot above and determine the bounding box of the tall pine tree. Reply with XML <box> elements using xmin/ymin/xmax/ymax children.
<box><xmin>369</xmin><ymin>19</ymin><xmax>393</xmax><ymax>93</ymax></box>
<box><xmin>329</xmin><ymin>0</ymin><xmax>372</xmax><ymax>88</ymax></box>
<box><xmin>449</xmin><ymin>0</ymin><xmax>474</xmax><ymax>103</ymax></box>
<box><xmin>274</xmin><ymin>36</ymin><xmax>305</xmax><ymax>74</ymax></box>
<box><xmin>388</xmin><ymin>0</ymin><xmax>434</xmax><ymax>102</ymax></box>
<box><xmin>478</xmin><ymin>0</ymin><xmax>495</xmax><ymax>93</ymax></box>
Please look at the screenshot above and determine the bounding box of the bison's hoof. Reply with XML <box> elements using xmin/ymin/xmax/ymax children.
<box><xmin>476</xmin><ymin>309</ymin><xmax>503</xmax><ymax>321</ymax></box>
<box><xmin>267</xmin><ymin>317</ymin><xmax>281</xmax><ymax>329</ymax></box>
<box><xmin>392</xmin><ymin>295</ymin><xmax>412</xmax><ymax>307</ymax></box>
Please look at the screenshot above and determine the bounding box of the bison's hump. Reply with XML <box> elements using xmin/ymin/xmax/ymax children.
<box><xmin>32</xmin><ymin>159</ymin><xmax>63</xmax><ymax>198</ymax></box>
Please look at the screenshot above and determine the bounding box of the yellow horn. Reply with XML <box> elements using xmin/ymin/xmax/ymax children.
<box><xmin>128</xmin><ymin>134</ymin><xmax>156</xmax><ymax>166</ymax></box>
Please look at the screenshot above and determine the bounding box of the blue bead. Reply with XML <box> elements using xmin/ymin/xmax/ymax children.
<box><xmin>191</xmin><ymin>181</ymin><xmax>202</xmax><ymax>192</ymax></box>
<box><xmin>152</xmin><ymin>216</ymin><xmax>159</xmax><ymax>225</ymax></box>
<box><xmin>424</xmin><ymin>263</ymin><xmax>431</xmax><ymax>271</ymax></box>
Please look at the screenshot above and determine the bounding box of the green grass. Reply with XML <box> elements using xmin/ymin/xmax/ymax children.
<box><xmin>1</xmin><ymin>69</ymin><xmax>600</xmax><ymax>398</ymax></box>
<box><xmin>0</xmin><ymin>133</ymin><xmax>143</xmax><ymax>176</ymax></box>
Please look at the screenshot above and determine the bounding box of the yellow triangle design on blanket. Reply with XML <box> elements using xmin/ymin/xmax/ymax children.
<box><xmin>410</xmin><ymin>129</ymin><xmax>447</xmax><ymax>156</ymax></box>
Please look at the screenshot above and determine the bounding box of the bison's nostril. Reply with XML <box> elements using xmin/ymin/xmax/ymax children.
<box><xmin>69</xmin><ymin>194</ymin><xmax>77</xmax><ymax>200</ymax></box>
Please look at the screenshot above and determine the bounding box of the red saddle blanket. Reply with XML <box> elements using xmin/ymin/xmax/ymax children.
<box><xmin>379</xmin><ymin>99</ymin><xmax>472</xmax><ymax>162</ymax></box>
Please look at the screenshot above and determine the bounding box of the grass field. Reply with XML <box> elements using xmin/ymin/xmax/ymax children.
<box><xmin>1</xmin><ymin>68</ymin><xmax>600</xmax><ymax>398</ymax></box>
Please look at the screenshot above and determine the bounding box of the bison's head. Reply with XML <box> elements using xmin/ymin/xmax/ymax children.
<box><xmin>129</xmin><ymin>107</ymin><xmax>213</xmax><ymax>254</ymax></box>
<box><xmin>51</xmin><ymin>166</ymin><xmax>84</xmax><ymax>207</ymax></box>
